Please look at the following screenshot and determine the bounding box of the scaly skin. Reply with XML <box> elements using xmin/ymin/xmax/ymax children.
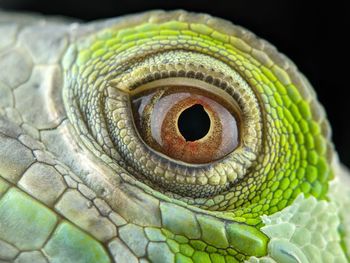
<box><xmin>0</xmin><ymin>10</ymin><xmax>349</xmax><ymax>263</ymax></box>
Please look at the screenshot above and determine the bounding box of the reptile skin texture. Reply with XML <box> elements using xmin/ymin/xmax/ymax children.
<box><xmin>0</xmin><ymin>10</ymin><xmax>349</xmax><ymax>263</ymax></box>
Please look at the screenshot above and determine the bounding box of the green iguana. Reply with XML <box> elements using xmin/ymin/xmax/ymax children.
<box><xmin>0</xmin><ymin>10</ymin><xmax>349</xmax><ymax>263</ymax></box>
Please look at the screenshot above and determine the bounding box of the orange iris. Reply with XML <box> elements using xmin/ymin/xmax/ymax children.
<box><xmin>132</xmin><ymin>86</ymin><xmax>239</xmax><ymax>164</ymax></box>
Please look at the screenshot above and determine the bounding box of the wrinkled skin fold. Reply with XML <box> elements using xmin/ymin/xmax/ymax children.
<box><xmin>0</xmin><ymin>10</ymin><xmax>349</xmax><ymax>263</ymax></box>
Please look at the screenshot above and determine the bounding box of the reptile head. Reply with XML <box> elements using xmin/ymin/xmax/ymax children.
<box><xmin>0</xmin><ymin>10</ymin><xmax>349</xmax><ymax>263</ymax></box>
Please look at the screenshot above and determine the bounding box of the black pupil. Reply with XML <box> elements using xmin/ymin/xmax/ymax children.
<box><xmin>177</xmin><ymin>104</ymin><xmax>210</xmax><ymax>141</ymax></box>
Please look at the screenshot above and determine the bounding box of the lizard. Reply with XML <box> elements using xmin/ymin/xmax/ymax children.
<box><xmin>0</xmin><ymin>9</ymin><xmax>349</xmax><ymax>263</ymax></box>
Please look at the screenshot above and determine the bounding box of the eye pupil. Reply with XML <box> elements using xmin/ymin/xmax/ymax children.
<box><xmin>177</xmin><ymin>104</ymin><xmax>210</xmax><ymax>142</ymax></box>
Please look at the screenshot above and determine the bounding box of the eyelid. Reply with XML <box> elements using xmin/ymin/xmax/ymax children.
<box><xmin>102</xmin><ymin>51</ymin><xmax>263</xmax><ymax>198</ymax></box>
<box><xmin>122</xmin><ymin>77</ymin><xmax>238</xmax><ymax>107</ymax></box>
<box><xmin>126</xmin><ymin>77</ymin><xmax>241</xmax><ymax>113</ymax></box>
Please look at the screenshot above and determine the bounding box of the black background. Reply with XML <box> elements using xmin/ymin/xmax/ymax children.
<box><xmin>1</xmin><ymin>0</ymin><xmax>349</xmax><ymax>166</ymax></box>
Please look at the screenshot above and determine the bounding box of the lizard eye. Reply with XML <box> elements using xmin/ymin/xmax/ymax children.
<box><xmin>102</xmin><ymin>50</ymin><xmax>262</xmax><ymax>198</ymax></box>
<box><xmin>63</xmin><ymin>14</ymin><xmax>332</xmax><ymax>215</ymax></box>
<box><xmin>131</xmin><ymin>81</ymin><xmax>240</xmax><ymax>164</ymax></box>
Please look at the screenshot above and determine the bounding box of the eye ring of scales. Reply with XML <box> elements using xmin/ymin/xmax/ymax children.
<box><xmin>0</xmin><ymin>9</ymin><xmax>349</xmax><ymax>263</ymax></box>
